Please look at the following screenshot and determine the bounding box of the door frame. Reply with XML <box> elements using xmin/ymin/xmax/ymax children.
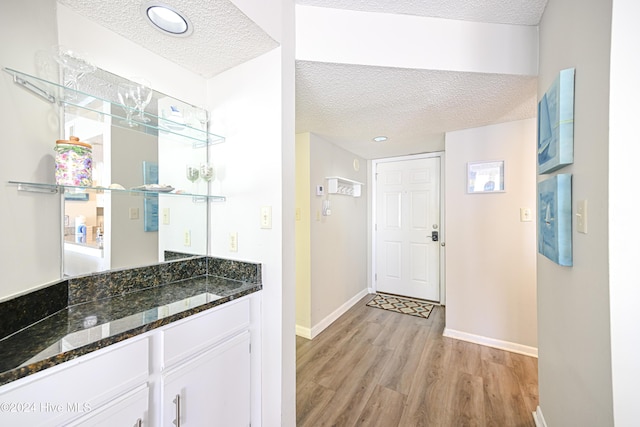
<box><xmin>371</xmin><ymin>151</ymin><xmax>446</xmax><ymax>305</ymax></box>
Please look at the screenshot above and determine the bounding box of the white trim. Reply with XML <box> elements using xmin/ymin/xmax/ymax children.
<box><xmin>295</xmin><ymin>325</ymin><xmax>312</xmax><ymax>339</ymax></box>
<box><xmin>532</xmin><ymin>406</ymin><xmax>547</xmax><ymax>427</ymax></box>
<box><xmin>443</xmin><ymin>328</ymin><xmax>538</xmax><ymax>358</ymax></box>
<box><xmin>371</xmin><ymin>152</ymin><xmax>446</xmax><ymax>304</ymax></box>
<box><xmin>295</xmin><ymin>289</ymin><xmax>371</xmax><ymax>339</ymax></box>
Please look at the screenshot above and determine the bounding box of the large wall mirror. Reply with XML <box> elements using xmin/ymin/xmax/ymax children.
<box><xmin>43</xmin><ymin>66</ymin><xmax>218</xmax><ymax>276</ymax></box>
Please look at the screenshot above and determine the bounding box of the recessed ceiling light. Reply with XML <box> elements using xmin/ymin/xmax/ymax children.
<box><xmin>142</xmin><ymin>2</ymin><xmax>193</xmax><ymax>37</ymax></box>
<box><xmin>372</xmin><ymin>136</ymin><xmax>388</xmax><ymax>143</ymax></box>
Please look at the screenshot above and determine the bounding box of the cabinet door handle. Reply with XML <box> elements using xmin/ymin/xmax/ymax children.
<box><xmin>173</xmin><ymin>394</ymin><xmax>181</xmax><ymax>427</ymax></box>
<box><xmin>135</xmin><ymin>418</ymin><xmax>142</xmax><ymax>427</ymax></box>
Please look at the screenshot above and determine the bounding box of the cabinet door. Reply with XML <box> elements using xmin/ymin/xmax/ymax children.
<box><xmin>65</xmin><ymin>384</ymin><xmax>148</xmax><ymax>426</ymax></box>
<box><xmin>0</xmin><ymin>338</ymin><xmax>148</xmax><ymax>427</ymax></box>
<box><xmin>162</xmin><ymin>332</ymin><xmax>250</xmax><ymax>427</ymax></box>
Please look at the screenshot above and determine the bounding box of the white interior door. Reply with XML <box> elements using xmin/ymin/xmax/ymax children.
<box><xmin>375</xmin><ymin>156</ymin><xmax>441</xmax><ymax>302</ymax></box>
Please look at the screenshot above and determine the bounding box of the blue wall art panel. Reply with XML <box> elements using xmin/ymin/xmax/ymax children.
<box><xmin>538</xmin><ymin>174</ymin><xmax>572</xmax><ymax>266</ymax></box>
<box><xmin>143</xmin><ymin>161</ymin><xmax>159</xmax><ymax>232</ymax></box>
<box><xmin>538</xmin><ymin>68</ymin><xmax>575</xmax><ymax>174</ymax></box>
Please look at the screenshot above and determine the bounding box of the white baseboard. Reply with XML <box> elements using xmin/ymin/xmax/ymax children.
<box><xmin>532</xmin><ymin>406</ymin><xmax>547</xmax><ymax>427</ymax></box>
<box><xmin>295</xmin><ymin>325</ymin><xmax>312</xmax><ymax>339</ymax></box>
<box><xmin>442</xmin><ymin>328</ymin><xmax>538</xmax><ymax>358</ymax></box>
<box><xmin>295</xmin><ymin>288</ymin><xmax>371</xmax><ymax>339</ymax></box>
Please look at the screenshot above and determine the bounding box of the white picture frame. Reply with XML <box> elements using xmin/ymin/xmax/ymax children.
<box><xmin>467</xmin><ymin>160</ymin><xmax>505</xmax><ymax>194</ymax></box>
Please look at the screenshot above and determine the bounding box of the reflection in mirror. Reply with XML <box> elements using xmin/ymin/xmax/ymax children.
<box><xmin>61</xmin><ymin>68</ymin><xmax>210</xmax><ymax>276</ymax></box>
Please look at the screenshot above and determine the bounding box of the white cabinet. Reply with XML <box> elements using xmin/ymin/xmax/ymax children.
<box><xmin>162</xmin><ymin>298</ymin><xmax>250</xmax><ymax>368</ymax></box>
<box><xmin>0</xmin><ymin>337</ymin><xmax>149</xmax><ymax>427</ymax></box>
<box><xmin>0</xmin><ymin>294</ymin><xmax>259</xmax><ymax>427</ymax></box>
<box><xmin>66</xmin><ymin>385</ymin><xmax>149</xmax><ymax>426</ymax></box>
<box><xmin>162</xmin><ymin>332</ymin><xmax>251</xmax><ymax>426</ymax></box>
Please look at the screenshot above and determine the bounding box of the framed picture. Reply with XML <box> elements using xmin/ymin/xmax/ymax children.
<box><xmin>538</xmin><ymin>174</ymin><xmax>572</xmax><ymax>266</ymax></box>
<box><xmin>467</xmin><ymin>160</ymin><xmax>505</xmax><ymax>193</ymax></box>
<box><xmin>538</xmin><ymin>68</ymin><xmax>575</xmax><ymax>174</ymax></box>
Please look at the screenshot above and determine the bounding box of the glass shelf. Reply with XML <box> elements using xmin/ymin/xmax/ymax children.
<box><xmin>3</xmin><ymin>67</ymin><xmax>225</xmax><ymax>148</ymax></box>
<box><xmin>9</xmin><ymin>181</ymin><xmax>226</xmax><ymax>202</ymax></box>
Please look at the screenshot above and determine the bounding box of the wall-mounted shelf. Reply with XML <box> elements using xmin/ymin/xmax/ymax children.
<box><xmin>326</xmin><ymin>176</ymin><xmax>363</xmax><ymax>197</ymax></box>
<box><xmin>3</xmin><ymin>67</ymin><xmax>225</xmax><ymax>148</ymax></box>
<box><xmin>9</xmin><ymin>181</ymin><xmax>226</xmax><ymax>202</ymax></box>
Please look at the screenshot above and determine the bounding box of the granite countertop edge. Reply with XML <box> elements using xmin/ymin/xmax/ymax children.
<box><xmin>0</xmin><ymin>283</ymin><xmax>261</xmax><ymax>387</ymax></box>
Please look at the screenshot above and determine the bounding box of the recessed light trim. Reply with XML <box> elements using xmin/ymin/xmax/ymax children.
<box><xmin>142</xmin><ymin>2</ymin><xmax>193</xmax><ymax>37</ymax></box>
<box><xmin>372</xmin><ymin>136</ymin><xmax>388</xmax><ymax>143</ymax></box>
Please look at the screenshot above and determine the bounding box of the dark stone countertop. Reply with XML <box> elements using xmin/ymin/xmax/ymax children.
<box><xmin>0</xmin><ymin>275</ymin><xmax>261</xmax><ymax>387</ymax></box>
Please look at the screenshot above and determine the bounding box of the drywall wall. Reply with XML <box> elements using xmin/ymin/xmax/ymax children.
<box><xmin>0</xmin><ymin>0</ymin><xmax>61</xmax><ymax>300</ymax></box>
<box><xmin>206</xmin><ymin>46</ymin><xmax>294</xmax><ymax>426</ymax></box>
<box><xmin>303</xmin><ymin>133</ymin><xmax>368</xmax><ymax>335</ymax></box>
<box><xmin>296</xmin><ymin>5</ymin><xmax>538</xmax><ymax>75</ymax></box>
<box><xmin>537</xmin><ymin>0</ymin><xmax>614</xmax><ymax>425</ymax></box>
<box><xmin>609</xmin><ymin>1</ymin><xmax>640</xmax><ymax>424</ymax></box>
<box><xmin>110</xmin><ymin>126</ymin><xmax>158</xmax><ymax>269</ymax></box>
<box><xmin>295</xmin><ymin>133</ymin><xmax>312</xmax><ymax>332</ymax></box>
<box><xmin>444</xmin><ymin>119</ymin><xmax>537</xmax><ymax>355</ymax></box>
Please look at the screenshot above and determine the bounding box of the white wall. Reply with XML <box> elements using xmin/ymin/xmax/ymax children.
<box><xmin>0</xmin><ymin>0</ymin><xmax>61</xmax><ymax>300</ymax></box>
<box><xmin>309</xmin><ymin>134</ymin><xmax>368</xmax><ymax>329</ymax></box>
<box><xmin>444</xmin><ymin>119</ymin><xmax>538</xmax><ymax>355</ymax></box>
<box><xmin>296</xmin><ymin>5</ymin><xmax>538</xmax><ymax>76</ymax></box>
<box><xmin>206</xmin><ymin>45</ymin><xmax>295</xmax><ymax>426</ymax></box>
<box><xmin>537</xmin><ymin>0</ymin><xmax>615</xmax><ymax>425</ymax></box>
<box><xmin>609</xmin><ymin>1</ymin><xmax>640</xmax><ymax>424</ymax></box>
<box><xmin>295</xmin><ymin>133</ymin><xmax>368</xmax><ymax>338</ymax></box>
<box><xmin>295</xmin><ymin>133</ymin><xmax>311</xmax><ymax>331</ymax></box>
<box><xmin>110</xmin><ymin>127</ymin><xmax>158</xmax><ymax>269</ymax></box>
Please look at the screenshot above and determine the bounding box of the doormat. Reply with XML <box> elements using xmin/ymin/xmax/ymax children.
<box><xmin>366</xmin><ymin>293</ymin><xmax>434</xmax><ymax>319</ymax></box>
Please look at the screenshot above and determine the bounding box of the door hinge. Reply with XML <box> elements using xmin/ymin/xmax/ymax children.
<box><xmin>375</xmin><ymin>273</ymin><xmax>377</xmax><ymax>281</ymax></box>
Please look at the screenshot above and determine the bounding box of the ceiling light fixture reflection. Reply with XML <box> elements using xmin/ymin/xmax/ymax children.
<box><xmin>372</xmin><ymin>136</ymin><xmax>388</xmax><ymax>143</ymax></box>
<box><xmin>142</xmin><ymin>2</ymin><xmax>193</xmax><ymax>37</ymax></box>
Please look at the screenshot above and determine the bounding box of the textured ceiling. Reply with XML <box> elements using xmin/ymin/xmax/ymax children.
<box><xmin>57</xmin><ymin>0</ymin><xmax>279</xmax><ymax>78</ymax></box>
<box><xmin>295</xmin><ymin>0</ymin><xmax>548</xmax><ymax>159</ymax></box>
<box><xmin>296</xmin><ymin>61</ymin><xmax>538</xmax><ymax>159</ymax></box>
<box><xmin>58</xmin><ymin>0</ymin><xmax>548</xmax><ymax>159</ymax></box>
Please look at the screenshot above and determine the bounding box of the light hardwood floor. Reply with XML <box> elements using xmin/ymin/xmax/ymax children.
<box><xmin>296</xmin><ymin>295</ymin><xmax>538</xmax><ymax>427</ymax></box>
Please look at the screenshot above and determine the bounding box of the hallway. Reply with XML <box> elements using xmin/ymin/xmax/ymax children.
<box><xmin>296</xmin><ymin>296</ymin><xmax>538</xmax><ymax>426</ymax></box>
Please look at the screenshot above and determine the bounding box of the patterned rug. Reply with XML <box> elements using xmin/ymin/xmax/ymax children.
<box><xmin>366</xmin><ymin>293</ymin><xmax>435</xmax><ymax>319</ymax></box>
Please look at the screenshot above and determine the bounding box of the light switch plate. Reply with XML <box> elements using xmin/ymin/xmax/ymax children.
<box><xmin>577</xmin><ymin>199</ymin><xmax>588</xmax><ymax>234</ymax></box>
<box><xmin>129</xmin><ymin>207</ymin><xmax>139</xmax><ymax>220</ymax></box>
<box><xmin>260</xmin><ymin>206</ymin><xmax>272</xmax><ymax>229</ymax></box>
<box><xmin>520</xmin><ymin>207</ymin><xmax>532</xmax><ymax>222</ymax></box>
<box><xmin>229</xmin><ymin>232</ymin><xmax>238</xmax><ymax>252</ymax></box>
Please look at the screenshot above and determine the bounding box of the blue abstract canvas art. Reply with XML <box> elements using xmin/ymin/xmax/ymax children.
<box><xmin>538</xmin><ymin>174</ymin><xmax>572</xmax><ymax>266</ymax></box>
<box><xmin>538</xmin><ymin>68</ymin><xmax>575</xmax><ymax>174</ymax></box>
<box><xmin>143</xmin><ymin>161</ymin><xmax>159</xmax><ymax>232</ymax></box>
